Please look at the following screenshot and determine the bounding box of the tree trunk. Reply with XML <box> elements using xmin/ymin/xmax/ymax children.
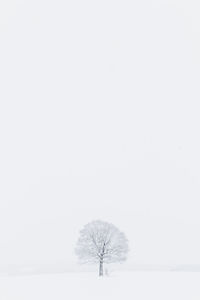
<box><xmin>99</xmin><ymin>260</ymin><xmax>103</xmax><ymax>276</ymax></box>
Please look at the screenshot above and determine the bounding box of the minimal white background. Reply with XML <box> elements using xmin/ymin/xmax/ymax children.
<box><xmin>0</xmin><ymin>0</ymin><xmax>200</xmax><ymax>269</ymax></box>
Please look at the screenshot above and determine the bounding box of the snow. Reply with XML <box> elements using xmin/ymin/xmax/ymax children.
<box><xmin>0</xmin><ymin>271</ymin><xmax>200</xmax><ymax>300</ymax></box>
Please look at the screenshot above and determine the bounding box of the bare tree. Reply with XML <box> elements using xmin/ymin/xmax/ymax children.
<box><xmin>75</xmin><ymin>220</ymin><xmax>129</xmax><ymax>276</ymax></box>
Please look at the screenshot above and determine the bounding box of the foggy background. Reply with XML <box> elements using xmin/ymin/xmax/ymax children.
<box><xmin>0</xmin><ymin>0</ymin><xmax>200</xmax><ymax>272</ymax></box>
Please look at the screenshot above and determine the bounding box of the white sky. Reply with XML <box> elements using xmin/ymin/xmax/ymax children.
<box><xmin>0</xmin><ymin>0</ymin><xmax>200</xmax><ymax>267</ymax></box>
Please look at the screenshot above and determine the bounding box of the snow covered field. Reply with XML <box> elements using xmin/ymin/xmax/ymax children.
<box><xmin>0</xmin><ymin>271</ymin><xmax>200</xmax><ymax>300</ymax></box>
